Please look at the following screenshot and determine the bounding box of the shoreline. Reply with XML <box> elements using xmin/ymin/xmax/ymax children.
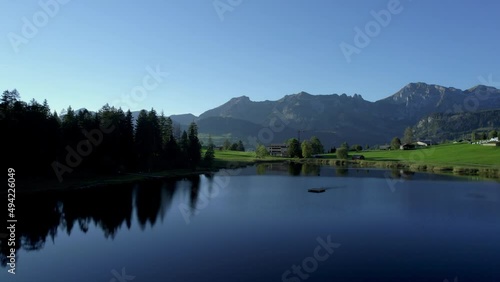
<box><xmin>8</xmin><ymin>157</ymin><xmax>499</xmax><ymax>195</ymax></box>
<box><xmin>293</xmin><ymin>158</ymin><xmax>500</xmax><ymax>179</ymax></box>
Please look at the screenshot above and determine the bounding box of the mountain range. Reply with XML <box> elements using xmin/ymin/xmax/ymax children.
<box><xmin>106</xmin><ymin>82</ymin><xmax>500</xmax><ymax>148</ymax></box>
<box><xmin>159</xmin><ymin>83</ymin><xmax>500</xmax><ymax>147</ymax></box>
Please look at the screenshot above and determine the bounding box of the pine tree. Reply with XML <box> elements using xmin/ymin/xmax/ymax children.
<box><xmin>179</xmin><ymin>130</ymin><xmax>189</xmax><ymax>167</ymax></box>
<box><xmin>204</xmin><ymin>135</ymin><xmax>215</xmax><ymax>165</ymax></box>
<box><xmin>237</xmin><ymin>140</ymin><xmax>245</xmax><ymax>151</ymax></box>
<box><xmin>187</xmin><ymin>122</ymin><xmax>201</xmax><ymax>169</ymax></box>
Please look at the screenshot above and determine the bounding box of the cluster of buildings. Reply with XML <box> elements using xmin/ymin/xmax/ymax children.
<box><xmin>473</xmin><ymin>137</ymin><xmax>500</xmax><ymax>146</ymax></box>
<box><xmin>379</xmin><ymin>140</ymin><xmax>433</xmax><ymax>150</ymax></box>
<box><xmin>266</xmin><ymin>144</ymin><xmax>289</xmax><ymax>157</ymax></box>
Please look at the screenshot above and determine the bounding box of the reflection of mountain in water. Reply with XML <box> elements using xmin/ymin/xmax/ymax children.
<box><xmin>0</xmin><ymin>177</ymin><xmax>200</xmax><ymax>268</ymax></box>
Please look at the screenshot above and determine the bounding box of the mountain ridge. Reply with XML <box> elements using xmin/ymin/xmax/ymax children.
<box><xmin>71</xmin><ymin>82</ymin><xmax>500</xmax><ymax>147</ymax></box>
<box><xmin>194</xmin><ymin>82</ymin><xmax>500</xmax><ymax>146</ymax></box>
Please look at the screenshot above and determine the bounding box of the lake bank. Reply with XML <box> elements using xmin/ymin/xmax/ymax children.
<box><xmin>294</xmin><ymin>158</ymin><xmax>500</xmax><ymax>179</ymax></box>
<box><xmin>9</xmin><ymin>144</ymin><xmax>499</xmax><ymax>194</ymax></box>
<box><xmin>9</xmin><ymin>158</ymin><xmax>283</xmax><ymax>195</ymax></box>
<box><xmin>225</xmin><ymin>143</ymin><xmax>500</xmax><ymax>179</ymax></box>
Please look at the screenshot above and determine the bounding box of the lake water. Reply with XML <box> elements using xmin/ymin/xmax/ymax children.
<box><xmin>1</xmin><ymin>164</ymin><xmax>500</xmax><ymax>282</ymax></box>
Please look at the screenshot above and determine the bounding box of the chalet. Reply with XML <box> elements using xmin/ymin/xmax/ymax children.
<box><xmin>266</xmin><ymin>144</ymin><xmax>288</xmax><ymax>157</ymax></box>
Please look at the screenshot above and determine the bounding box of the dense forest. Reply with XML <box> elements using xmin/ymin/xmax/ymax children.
<box><xmin>0</xmin><ymin>89</ymin><xmax>203</xmax><ymax>182</ymax></box>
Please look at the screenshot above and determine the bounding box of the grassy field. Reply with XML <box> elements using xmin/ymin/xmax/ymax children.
<box><xmin>212</xmin><ymin>143</ymin><xmax>499</xmax><ymax>167</ymax></box>
<box><xmin>210</xmin><ymin>150</ymin><xmax>284</xmax><ymax>167</ymax></box>
<box><xmin>324</xmin><ymin>143</ymin><xmax>500</xmax><ymax>167</ymax></box>
<box><xmin>210</xmin><ymin>144</ymin><xmax>500</xmax><ymax>178</ymax></box>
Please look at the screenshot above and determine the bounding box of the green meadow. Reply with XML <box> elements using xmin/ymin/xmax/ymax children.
<box><xmin>210</xmin><ymin>143</ymin><xmax>500</xmax><ymax>178</ymax></box>
<box><xmin>328</xmin><ymin>143</ymin><xmax>500</xmax><ymax>167</ymax></box>
<box><xmin>213</xmin><ymin>143</ymin><xmax>499</xmax><ymax>167</ymax></box>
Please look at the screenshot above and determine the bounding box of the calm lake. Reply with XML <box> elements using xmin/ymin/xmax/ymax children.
<box><xmin>1</xmin><ymin>164</ymin><xmax>500</xmax><ymax>282</ymax></box>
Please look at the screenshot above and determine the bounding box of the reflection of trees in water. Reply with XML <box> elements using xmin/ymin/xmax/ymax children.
<box><xmin>256</xmin><ymin>164</ymin><xmax>267</xmax><ymax>175</ymax></box>
<box><xmin>336</xmin><ymin>167</ymin><xmax>349</xmax><ymax>176</ymax></box>
<box><xmin>204</xmin><ymin>173</ymin><xmax>215</xmax><ymax>195</ymax></box>
<box><xmin>188</xmin><ymin>176</ymin><xmax>201</xmax><ymax>212</ymax></box>
<box><xmin>286</xmin><ymin>163</ymin><xmax>321</xmax><ymax>176</ymax></box>
<box><xmin>1</xmin><ymin>192</ymin><xmax>62</xmax><ymax>267</ymax></box>
<box><xmin>0</xmin><ymin>178</ymin><xmax>186</xmax><ymax>268</ymax></box>
<box><xmin>301</xmin><ymin>163</ymin><xmax>320</xmax><ymax>176</ymax></box>
<box><xmin>62</xmin><ymin>185</ymin><xmax>134</xmax><ymax>238</ymax></box>
<box><xmin>388</xmin><ymin>169</ymin><xmax>415</xmax><ymax>180</ymax></box>
<box><xmin>135</xmin><ymin>180</ymin><xmax>162</xmax><ymax>229</ymax></box>
<box><xmin>288</xmin><ymin>162</ymin><xmax>302</xmax><ymax>176</ymax></box>
<box><xmin>158</xmin><ymin>181</ymin><xmax>176</xmax><ymax>222</ymax></box>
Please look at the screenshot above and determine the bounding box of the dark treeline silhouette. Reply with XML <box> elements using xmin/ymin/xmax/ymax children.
<box><xmin>0</xmin><ymin>177</ymin><xmax>202</xmax><ymax>268</ymax></box>
<box><xmin>0</xmin><ymin>90</ymin><xmax>202</xmax><ymax>180</ymax></box>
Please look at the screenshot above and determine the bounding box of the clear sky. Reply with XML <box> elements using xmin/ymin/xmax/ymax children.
<box><xmin>1</xmin><ymin>0</ymin><xmax>499</xmax><ymax>116</ymax></box>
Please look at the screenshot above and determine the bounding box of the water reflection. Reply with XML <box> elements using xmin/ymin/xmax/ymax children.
<box><xmin>386</xmin><ymin>169</ymin><xmax>416</xmax><ymax>181</ymax></box>
<box><xmin>301</xmin><ymin>163</ymin><xmax>321</xmax><ymax>176</ymax></box>
<box><xmin>336</xmin><ymin>167</ymin><xmax>349</xmax><ymax>176</ymax></box>
<box><xmin>136</xmin><ymin>180</ymin><xmax>162</xmax><ymax>229</ymax></box>
<box><xmin>288</xmin><ymin>162</ymin><xmax>302</xmax><ymax>176</ymax></box>
<box><xmin>0</xmin><ymin>177</ymin><xmax>199</xmax><ymax>268</ymax></box>
<box><xmin>0</xmin><ymin>163</ymin><xmax>494</xmax><ymax>272</ymax></box>
<box><xmin>189</xmin><ymin>176</ymin><xmax>201</xmax><ymax>212</ymax></box>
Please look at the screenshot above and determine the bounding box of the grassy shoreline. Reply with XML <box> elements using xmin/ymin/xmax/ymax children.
<box><xmin>211</xmin><ymin>143</ymin><xmax>500</xmax><ymax>179</ymax></box>
<box><xmin>10</xmin><ymin>143</ymin><xmax>499</xmax><ymax>194</ymax></box>
<box><xmin>294</xmin><ymin>158</ymin><xmax>500</xmax><ymax>179</ymax></box>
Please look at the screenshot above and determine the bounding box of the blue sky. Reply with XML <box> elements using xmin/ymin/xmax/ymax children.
<box><xmin>1</xmin><ymin>0</ymin><xmax>500</xmax><ymax>116</ymax></box>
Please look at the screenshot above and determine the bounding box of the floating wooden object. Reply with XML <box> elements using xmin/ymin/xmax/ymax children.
<box><xmin>308</xmin><ymin>188</ymin><xmax>326</xmax><ymax>193</ymax></box>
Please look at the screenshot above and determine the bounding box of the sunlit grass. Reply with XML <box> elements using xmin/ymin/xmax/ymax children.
<box><xmin>323</xmin><ymin>143</ymin><xmax>500</xmax><ymax>167</ymax></box>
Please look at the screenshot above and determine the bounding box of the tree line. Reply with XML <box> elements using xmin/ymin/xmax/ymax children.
<box><xmin>0</xmin><ymin>90</ymin><xmax>203</xmax><ymax>181</ymax></box>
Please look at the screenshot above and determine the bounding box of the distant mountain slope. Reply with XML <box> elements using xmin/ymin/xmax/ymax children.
<box><xmin>375</xmin><ymin>83</ymin><xmax>500</xmax><ymax>122</ymax></box>
<box><xmin>169</xmin><ymin>113</ymin><xmax>197</xmax><ymax>126</ymax></box>
<box><xmin>198</xmin><ymin>96</ymin><xmax>275</xmax><ymax>125</ymax></box>
<box><xmin>413</xmin><ymin>109</ymin><xmax>500</xmax><ymax>142</ymax></box>
<box><xmin>197</xmin><ymin>116</ymin><xmax>296</xmax><ymax>142</ymax></box>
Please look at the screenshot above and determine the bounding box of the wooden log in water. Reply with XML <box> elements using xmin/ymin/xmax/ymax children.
<box><xmin>308</xmin><ymin>188</ymin><xmax>326</xmax><ymax>193</ymax></box>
